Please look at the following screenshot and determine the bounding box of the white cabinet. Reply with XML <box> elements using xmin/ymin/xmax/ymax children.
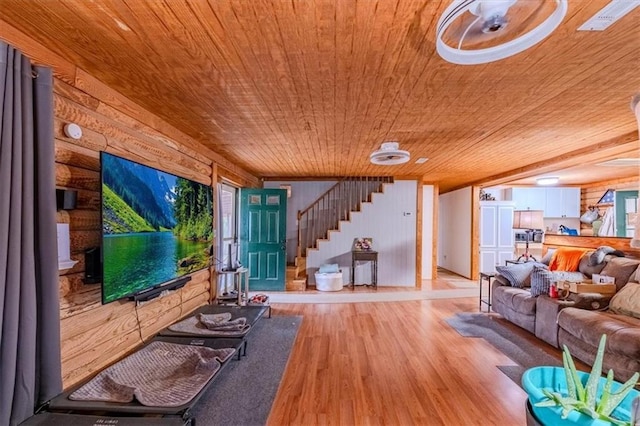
<box><xmin>479</xmin><ymin>201</ymin><xmax>515</xmax><ymax>274</ymax></box>
<box><xmin>507</xmin><ymin>187</ymin><xmax>546</xmax><ymax>211</ymax></box>
<box><xmin>506</xmin><ymin>187</ymin><xmax>580</xmax><ymax>218</ymax></box>
<box><xmin>544</xmin><ymin>187</ymin><xmax>580</xmax><ymax>218</ymax></box>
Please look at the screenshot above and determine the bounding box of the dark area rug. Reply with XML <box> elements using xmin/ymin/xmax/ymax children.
<box><xmin>190</xmin><ymin>315</ymin><xmax>302</xmax><ymax>426</ymax></box>
<box><xmin>446</xmin><ymin>312</ymin><xmax>561</xmax><ymax>386</ymax></box>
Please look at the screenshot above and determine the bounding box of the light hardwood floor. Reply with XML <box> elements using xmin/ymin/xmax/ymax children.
<box><xmin>266</xmin><ymin>296</ymin><xmax>560</xmax><ymax>425</ymax></box>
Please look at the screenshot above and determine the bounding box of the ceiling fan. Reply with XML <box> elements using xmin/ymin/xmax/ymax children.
<box><xmin>370</xmin><ymin>142</ymin><xmax>411</xmax><ymax>166</ymax></box>
<box><xmin>436</xmin><ymin>0</ymin><xmax>568</xmax><ymax>65</ymax></box>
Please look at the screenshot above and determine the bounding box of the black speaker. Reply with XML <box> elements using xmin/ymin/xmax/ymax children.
<box><xmin>84</xmin><ymin>246</ymin><xmax>102</xmax><ymax>284</ymax></box>
<box><xmin>56</xmin><ymin>189</ymin><xmax>78</xmax><ymax>210</ymax></box>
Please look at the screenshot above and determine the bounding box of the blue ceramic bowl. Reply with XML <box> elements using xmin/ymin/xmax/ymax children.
<box><xmin>522</xmin><ymin>366</ymin><xmax>638</xmax><ymax>426</ymax></box>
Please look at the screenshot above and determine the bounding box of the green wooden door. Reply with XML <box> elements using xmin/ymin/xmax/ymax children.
<box><xmin>615</xmin><ymin>190</ymin><xmax>638</xmax><ymax>237</ymax></box>
<box><xmin>239</xmin><ymin>188</ymin><xmax>287</xmax><ymax>291</ymax></box>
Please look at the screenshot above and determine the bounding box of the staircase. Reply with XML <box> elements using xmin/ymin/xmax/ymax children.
<box><xmin>288</xmin><ymin>177</ymin><xmax>393</xmax><ymax>290</ymax></box>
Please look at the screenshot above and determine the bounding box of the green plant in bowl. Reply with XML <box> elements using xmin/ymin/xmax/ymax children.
<box><xmin>534</xmin><ymin>334</ymin><xmax>639</xmax><ymax>425</ymax></box>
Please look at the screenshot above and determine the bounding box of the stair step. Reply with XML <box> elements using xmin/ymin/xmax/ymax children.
<box><xmin>286</xmin><ymin>277</ymin><xmax>307</xmax><ymax>291</ymax></box>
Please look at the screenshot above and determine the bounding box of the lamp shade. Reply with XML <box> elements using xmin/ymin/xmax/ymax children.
<box><xmin>513</xmin><ymin>210</ymin><xmax>544</xmax><ymax>230</ymax></box>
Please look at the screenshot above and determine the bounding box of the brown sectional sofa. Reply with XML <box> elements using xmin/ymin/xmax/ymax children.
<box><xmin>491</xmin><ymin>253</ymin><xmax>640</xmax><ymax>381</ymax></box>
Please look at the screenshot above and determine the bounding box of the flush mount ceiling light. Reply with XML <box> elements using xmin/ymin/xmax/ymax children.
<box><xmin>536</xmin><ymin>176</ymin><xmax>559</xmax><ymax>186</ymax></box>
<box><xmin>436</xmin><ymin>0</ymin><xmax>568</xmax><ymax>65</ymax></box>
<box><xmin>370</xmin><ymin>142</ymin><xmax>410</xmax><ymax>165</ymax></box>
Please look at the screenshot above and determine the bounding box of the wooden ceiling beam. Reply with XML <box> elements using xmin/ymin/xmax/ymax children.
<box><xmin>453</xmin><ymin>132</ymin><xmax>639</xmax><ymax>191</ymax></box>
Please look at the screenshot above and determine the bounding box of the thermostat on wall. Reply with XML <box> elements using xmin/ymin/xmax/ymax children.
<box><xmin>63</xmin><ymin>123</ymin><xmax>82</xmax><ymax>140</ymax></box>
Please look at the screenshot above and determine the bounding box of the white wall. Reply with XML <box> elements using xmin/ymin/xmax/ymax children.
<box><xmin>263</xmin><ymin>180</ymin><xmax>337</xmax><ymax>264</ymax></box>
<box><xmin>422</xmin><ymin>185</ymin><xmax>434</xmax><ymax>279</ymax></box>
<box><xmin>307</xmin><ymin>180</ymin><xmax>418</xmax><ymax>287</ymax></box>
<box><xmin>438</xmin><ymin>187</ymin><xmax>472</xmax><ymax>278</ymax></box>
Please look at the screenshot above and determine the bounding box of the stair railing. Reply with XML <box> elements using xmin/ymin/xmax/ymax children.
<box><xmin>296</xmin><ymin>176</ymin><xmax>393</xmax><ymax>258</ymax></box>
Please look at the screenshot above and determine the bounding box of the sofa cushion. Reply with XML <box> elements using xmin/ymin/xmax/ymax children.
<box><xmin>530</xmin><ymin>265</ymin><xmax>552</xmax><ymax>297</ymax></box>
<box><xmin>557</xmin><ymin>308</ymin><xmax>640</xmax><ymax>360</ymax></box>
<box><xmin>492</xmin><ymin>286</ymin><xmax>537</xmax><ymax>316</ymax></box>
<box><xmin>633</xmin><ymin>264</ymin><xmax>640</xmax><ymax>283</ymax></box>
<box><xmin>609</xmin><ymin>282</ymin><xmax>640</xmax><ymax>319</ymax></box>
<box><xmin>495</xmin><ymin>262</ymin><xmax>543</xmax><ymax>288</ymax></box>
<box><xmin>600</xmin><ymin>257</ymin><xmax>640</xmax><ymax>291</ymax></box>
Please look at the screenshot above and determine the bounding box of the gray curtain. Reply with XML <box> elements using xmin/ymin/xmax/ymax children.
<box><xmin>0</xmin><ymin>41</ymin><xmax>62</xmax><ymax>426</ymax></box>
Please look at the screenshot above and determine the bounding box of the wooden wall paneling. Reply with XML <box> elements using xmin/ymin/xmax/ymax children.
<box><xmin>137</xmin><ymin>293</ymin><xmax>183</xmax><ymax>341</ymax></box>
<box><xmin>55</xmin><ymin>140</ymin><xmax>101</xmax><ymax>171</ymax></box>
<box><xmin>73</xmin><ymin>188</ymin><xmax>101</xmax><ymax>211</ymax></box>
<box><xmin>55</xmin><ymin>164</ymin><xmax>100</xmax><ymax>191</ymax></box>
<box><xmin>60</xmin><ymin>286</ymin><xmax>102</xmax><ymax>319</ymax></box>
<box><xmin>69</xmin><ymin>230</ymin><xmax>100</xmax><ymax>254</ymax></box>
<box><xmin>57</xmin><ymin>210</ymin><xmax>101</xmax><ymax>231</ymax></box>
<box><xmin>61</xmin><ymin>304</ymin><xmax>139</xmax><ymax>361</ymax></box>
<box><xmin>54</xmin><ymin>117</ymin><xmax>109</xmax><ymax>150</ymax></box>
<box><xmin>543</xmin><ymin>234</ymin><xmax>640</xmax><ymax>259</ymax></box>
<box><xmin>188</xmin><ymin>268</ymin><xmax>211</xmax><ymax>287</ymax></box>
<box><xmin>55</xmin><ymin>95</ymin><xmax>212</xmax><ymax>185</ymax></box>
<box><xmin>59</xmin><ymin>273</ymin><xmax>86</xmax><ymax>298</ymax></box>
<box><xmin>61</xmin><ymin>329</ymin><xmax>142</xmax><ymax>388</ymax></box>
<box><xmin>180</xmin><ymin>282</ymin><xmax>210</xmax><ymax>303</ymax></box>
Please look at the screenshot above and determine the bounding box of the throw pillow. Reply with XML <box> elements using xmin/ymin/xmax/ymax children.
<box><xmin>588</xmin><ymin>246</ymin><xmax>625</xmax><ymax>266</ymax></box>
<box><xmin>540</xmin><ymin>248</ymin><xmax>556</xmax><ymax>266</ymax></box>
<box><xmin>600</xmin><ymin>257</ymin><xmax>640</xmax><ymax>291</ymax></box>
<box><xmin>530</xmin><ymin>265</ymin><xmax>553</xmax><ymax>297</ymax></box>
<box><xmin>495</xmin><ymin>262</ymin><xmax>544</xmax><ymax>288</ymax></box>
<box><xmin>609</xmin><ymin>282</ymin><xmax>640</xmax><ymax>319</ymax></box>
<box><xmin>578</xmin><ymin>252</ymin><xmax>606</xmax><ymax>278</ymax></box>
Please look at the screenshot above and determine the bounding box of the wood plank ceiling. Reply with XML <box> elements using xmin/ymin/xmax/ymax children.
<box><xmin>1</xmin><ymin>0</ymin><xmax>639</xmax><ymax>192</ymax></box>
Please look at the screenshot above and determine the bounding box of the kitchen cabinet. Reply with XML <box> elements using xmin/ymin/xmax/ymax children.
<box><xmin>544</xmin><ymin>187</ymin><xmax>580</xmax><ymax>218</ymax></box>
<box><xmin>506</xmin><ymin>187</ymin><xmax>580</xmax><ymax>218</ymax></box>
<box><xmin>506</xmin><ymin>187</ymin><xmax>546</xmax><ymax>211</ymax></box>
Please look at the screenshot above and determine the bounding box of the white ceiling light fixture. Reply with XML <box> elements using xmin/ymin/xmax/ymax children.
<box><xmin>537</xmin><ymin>176</ymin><xmax>559</xmax><ymax>186</ymax></box>
<box><xmin>370</xmin><ymin>142</ymin><xmax>410</xmax><ymax>165</ymax></box>
<box><xmin>436</xmin><ymin>0</ymin><xmax>568</xmax><ymax>65</ymax></box>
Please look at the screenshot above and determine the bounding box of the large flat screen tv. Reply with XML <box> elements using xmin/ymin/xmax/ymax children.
<box><xmin>100</xmin><ymin>152</ymin><xmax>213</xmax><ymax>304</ymax></box>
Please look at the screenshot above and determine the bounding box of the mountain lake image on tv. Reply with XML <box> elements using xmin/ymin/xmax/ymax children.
<box><xmin>101</xmin><ymin>152</ymin><xmax>213</xmax><ymax>304</ymax></box>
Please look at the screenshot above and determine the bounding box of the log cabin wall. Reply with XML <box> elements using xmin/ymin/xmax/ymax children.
<box><xmin>1</xmin><ymin>21</ymin><xmax>258</xmax><ymax>389</ymax></box>
<box><xmin>579</xmin><ymin>176</ymin><xmax>639</xmax><ymax>234</ymax></box>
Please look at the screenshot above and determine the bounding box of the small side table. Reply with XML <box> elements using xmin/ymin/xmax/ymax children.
<box><xmin>479</xmin><ymin>272</ymin><xmax>495</xmax><ymax>312</ymax></box>
<box><xmin>351</xmin><ymin>250</ymin><xmax>378</xmax><ymax>289</ymax></box>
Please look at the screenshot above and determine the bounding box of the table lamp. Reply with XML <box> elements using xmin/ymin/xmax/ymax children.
<box><xmin>513</xmin><ymin>210</ymin><xmax>544</xmax><ymax>262</ymax></box>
